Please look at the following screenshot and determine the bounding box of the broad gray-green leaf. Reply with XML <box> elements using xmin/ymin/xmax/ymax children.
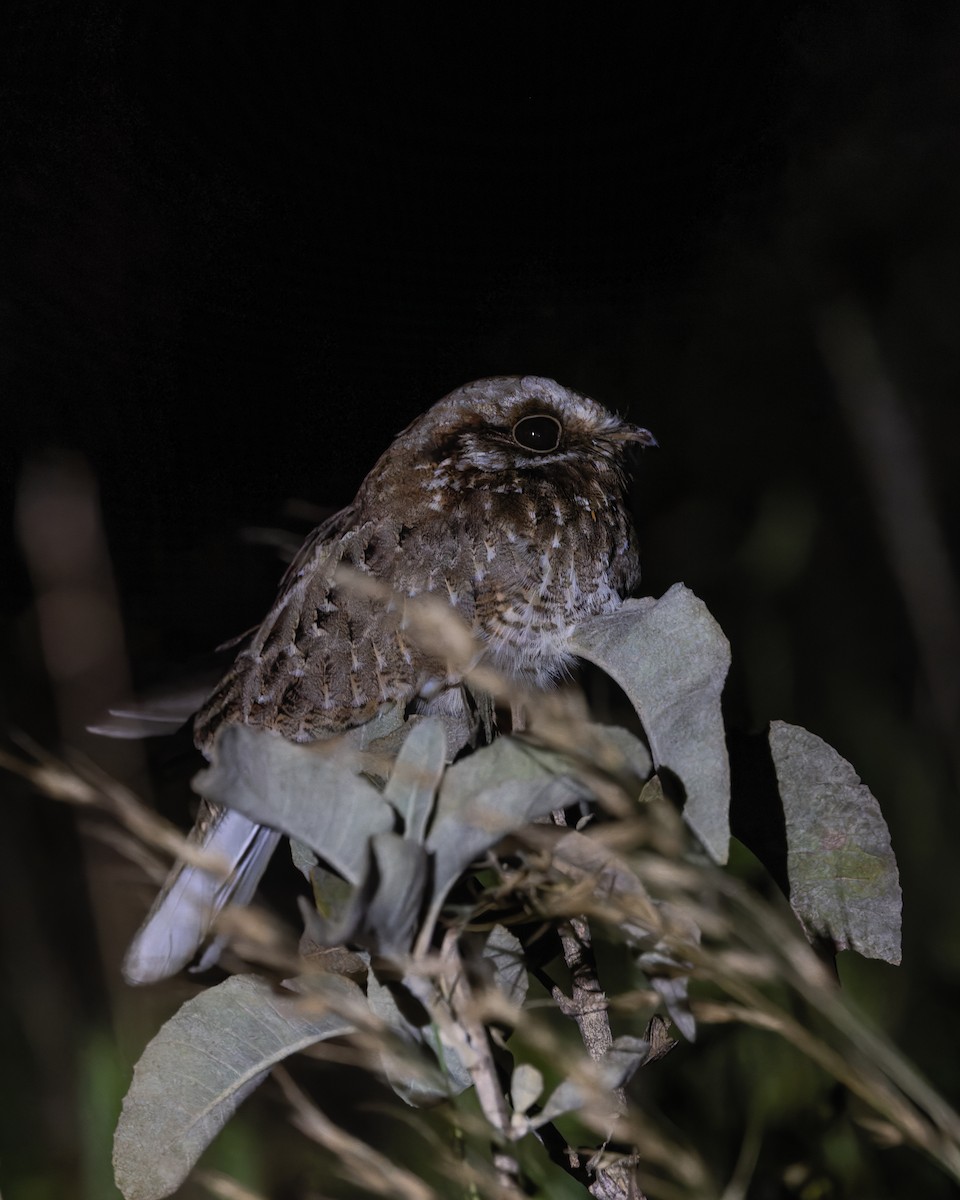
<box><xmin>552</xmin><ymin>831</ymin><xmax>699</xmax><ymax>1039</ymax></box>
<box><xmin>434</xmin><ymin>735</ymin><xmax>587</xmax><ymax>817</ymax></box>
<box><xmin>194</xmin><ymin>724</ymin><xmax>394</xmax><ymax>885</ymax></box>
<box><xmin>305</xmin><ymin>832</ymin><xmax>429</xmax><ymax>958</ymax></box>
<box><xmin>534</xmin><ymin>1077</ymin><xmax>584</xmax><ymax>1127</ymax></box>
<box><xmin>366</xmin><ymin>969</ymin><xmax>473</xmax><ymax>1103</ymax></box>
<box><xmin>289</xmin><ymin>837</ymin><xmax>319</xmax><ymax>880</ymax></box>
<box><xmin>308</xmin><ymin>862</ymin><xmax>355</xmax><ymax>922</ymax></box>
<box><xmin>114</xmin><ymin>973</ymin><xmax>362</xmax><ymax>1200</ymax></box>
<box><xmin>483</xmin><ymin>923</ymin><xmax>528</xmax><ymax>1007</ymax></box>
<box><xmin>593</xmin><ymin>723</ymin><xmax>654</xmax><ymax>783</ymax></box>
<box><xmin>369</xmin><ymin>927</ymin><xmax>530</xmax><ymax>1109</ymax></box>
<box><xmin>353</xmin><ymin>702</ymin><xmax>408</xmax><ymax>749</ymax></box>
<box><xmin>382</xmin><ymin>716</ymin><xmax>447</xmax><ymax>841</ymax></box>
<box><xmin>646</xmin><ymin>974</ymin><xmax>695</xmax><ymax>1043</ymax></box>
<box><xmin>532</xmin><ymin>1034</ymin><xmax>652</xmax><ymax>1128</ymax></box>
<box><xmin>570</xmin><ymin>586</ymin><xmax>731</xmax><ymax>862</ymax></box>
<box><xmin>769</xmin><ymin>721</ymin><xmax>902</xmax><ymax>964</ymax></box>
<box><xmin>351</xmin><ymin>832</ymin><xmax>430</xmax><ymax>957</ymax></box>
<box><xmin>511</xmin><ymin>1063</ymin><xmax>544</xmax><ymax>1114</ymax></box>
<box><xmin>426</xmin><ymin>737</ymin><xmax>590</xmax><ymax>905</ymax></box>
<box><xmin>551</xmin><ymin>830</ymin><xmax>661</xmax><ymax>944</ymax></box>
<box><xmin>602</xmin><ymin>1034</ymin><xmax>658</xmax><ymax>1088</ymax></box>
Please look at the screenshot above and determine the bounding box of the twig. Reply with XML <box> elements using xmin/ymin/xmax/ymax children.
<box><xmin>550</xmin><ymin>809</ymin><xmax>645</xmax><ymax>1200</ymax></box>
<box><xmin>550</xmin><ymin>811</ymin><xmax>618</xmax><ymax>1074</ymax></box>
<box><xmin>430</xmin><ymin>929</ymin><xmax>525</xmax><ymax>1194</ymax></box>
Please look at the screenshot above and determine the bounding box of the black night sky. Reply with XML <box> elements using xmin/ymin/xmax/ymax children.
<box><xmin>6</xmin><ymin>6</ymin><xmax>809</xmax><ymax>640</ymax></box>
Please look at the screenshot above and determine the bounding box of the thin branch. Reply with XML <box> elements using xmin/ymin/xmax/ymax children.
<box><xmin>550</xmin><ymin>808</ymin><xmax>644</xmax><ymax>1200</ymax></box>
<box><xmin>432</xmin><ymin>929</ymin><xmax>525</xmax><ymax>1195</ymax></box>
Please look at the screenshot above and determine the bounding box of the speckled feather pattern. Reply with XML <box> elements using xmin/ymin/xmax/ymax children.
<box><xmin>194</xmin><ymin>376</ymin><xmax>652</xmax><ymax>750</ymax></box>
<box><xmin>123</xmin><ymin>376</ymin><xmax>654</xmax><ymax>983</ymax></box>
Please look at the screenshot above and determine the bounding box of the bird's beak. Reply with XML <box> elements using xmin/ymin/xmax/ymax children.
<box><xmin>616</xmin><ymin>423</ymin><xmax>658</xmax><ymax>448</ymax></box>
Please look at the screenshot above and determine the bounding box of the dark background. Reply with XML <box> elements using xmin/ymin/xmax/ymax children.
<box><xmin>4</xmin><ymin>4</ymin><xmax>960</xmax><ymax>1197</ymax></box>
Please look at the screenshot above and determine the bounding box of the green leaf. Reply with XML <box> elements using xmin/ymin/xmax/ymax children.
<box><xmin>382</xmin><ymin>716</ymin><xmax>447</xmax><ymax>841</ymax></box>
<box><xmin>511</xmin><ymin>1063</ymin><xmax>544</xmax><ymax>1115</ymax></box>
<box><xmin>602</xmin><ymin>1034</ymin><xmax>659</xmax><ymax>1088</ymax></box>
<box><xmin>113</xmin><ymin>973</ymin><xmax>362</xmax><ymax>1200</ymax></box>
<box><xmin>590</xmin><ymin>723</ymin><xmax>654</xmax><ymax>784</ymax></box>
<box><xmin>365</xmin><ymin>968</ymin><xmax>474</xmax><ymax>1104</ymax></box>
<box><xmin>570</xmin><ymin>585</ymin><xmax>731</xmax><ymax>862</ymax></box>
<box><xmin>483</xmin><ymin>923</ymin><xmax>528</xmax><ymax>1008</ymax></box>
<box><xmin>363</xmin><ymin>922</ymin><xmax>528</xmax><ymax>1107</ymax></box>
<box><xmin>193</xmin><ymin>724</ymin><xmax>394</xmax><ymax>885</ymax></box>
<box><xmin>551</xmin><ymin>830</ymin><xmax>699</xmax><ymax>1039</ymax></box>
<box><xmin>768</xmin><ymin>721</ymin><xmax>902</xmax><ymax>964</ymax></box>
<box><xmin>426</xmin><ymin>738</ymin><xmax>589</xmax><ymax>916</ymax></box>
<box><xmin>300</xmin><ymin>832</ymin><xmax>429</xmax><ymax>959</ymax></box>
<box><xmin>532</xmin><ymin>1034</ymin><xmax>653</xmax><ymax>1128</ymax></box>
<box><xmin>347</xmin><ymin>832</ymin><xmax>430</xmax><ymax>957</ymax></box>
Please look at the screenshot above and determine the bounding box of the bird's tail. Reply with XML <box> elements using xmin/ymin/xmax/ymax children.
<box><xmin>122</xmin><ymin>808</ymin><xmax>281</xmax><ymax>985</ymax></box>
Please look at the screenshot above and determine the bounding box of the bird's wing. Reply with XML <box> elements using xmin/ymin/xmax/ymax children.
<box><xmin>122</xmin><ymin>514</ymin><xmax>461</xmax><ymax>985</ymax></box>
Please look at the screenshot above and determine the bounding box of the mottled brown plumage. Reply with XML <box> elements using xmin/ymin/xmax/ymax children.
<box><xmin>123</xmin><ymin>375</ymin><xmax>655</xmax><ymax>984</ymax></box>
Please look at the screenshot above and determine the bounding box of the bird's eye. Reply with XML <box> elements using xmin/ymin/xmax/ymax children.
<box><xmin>512</xmin><ymin>413</ymin><xmax>562</xmax><ymax>454</ymax></box>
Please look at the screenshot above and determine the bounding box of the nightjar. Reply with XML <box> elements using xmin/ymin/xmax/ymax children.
<box><xmin>123</xmin><ymin>375</ymin><xmax>655</xmax><ymax>984</ymax></box>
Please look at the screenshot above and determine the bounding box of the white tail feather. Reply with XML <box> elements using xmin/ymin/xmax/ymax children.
<box><xmin>122</xmin><ymin>809</ymin><xmax>281</xmax><ymax>985</ymax></box>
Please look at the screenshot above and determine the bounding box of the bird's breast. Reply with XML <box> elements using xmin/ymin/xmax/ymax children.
<box><xmin>402</xmin><ymin>490</ymin><xmax>637</xmax><ymax>688</ymax></box>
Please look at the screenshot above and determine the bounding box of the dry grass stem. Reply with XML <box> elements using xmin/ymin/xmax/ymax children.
<box><xmin>273</xmin><ymin>1066</ymin><xmax>439</xmax><ymax>1200</ymax></box>
<box><xmin>0</xmin><ymin>744</ymin><xmax>232</xmax><ymax>879</ymax></box>
<box><xmin>195</xmin><ymin>1171</ymin><xmax>271</xmax><ymax>1200</ymax></box>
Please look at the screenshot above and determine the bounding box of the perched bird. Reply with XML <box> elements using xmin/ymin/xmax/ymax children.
<box><xmin>123</xmin><ymin>375</ymin><xmax>656</xmax><ymax>984</ymax></box>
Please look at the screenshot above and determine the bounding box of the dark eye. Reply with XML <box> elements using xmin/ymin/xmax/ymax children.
<box><xmin>512</xmin><ymin>413</ymin><xmax>562</xmax><ymax>454</ymax></box>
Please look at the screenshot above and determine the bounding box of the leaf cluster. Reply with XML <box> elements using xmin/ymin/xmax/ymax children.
<box><xmin>99</xmin><ymin>586</ymin><xmax>942</xmax><ymax>1199</ymax></box>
